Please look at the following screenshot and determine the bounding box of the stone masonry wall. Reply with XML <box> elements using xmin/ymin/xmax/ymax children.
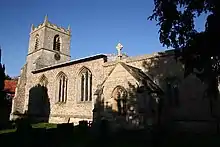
<box><xmin>102</xmin><ymin>53</ymin><xmax>220</xmax><ymax>122</ymax></box>
<box><xmin>103</xmin><ymin>63</ymin><xmax>138</xmax><ymax>108</ymax></box>
<box><xmin>11</xmin><ymin>64</ymin><xmax>27</xmax><ymax>118</ymax></box>
<box><xmin>43</xmin><ymin>27</ymin><xmax>71</xmax><ymax>58</ymax></box>
<box><xmin>25</xmin><ymin>57</ymin><xmax>106</xmax><ymax>124</ymax></box>
<box><xmin>118</xmin><ymin>54</ymin><xmax>220</xmax><ymax>122</ymax></box>
<box><xmin>28</xmin><ymin>27</ymin><xmax>45</xmax><ymax>54</ymax></box>
<box><xmin>101</xmin><ymin>53</ymin><xmax>220</xmax><ymax>132</ymax></box>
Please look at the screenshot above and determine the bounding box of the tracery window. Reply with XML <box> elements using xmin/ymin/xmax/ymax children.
<box><xmin>39</xmin><ymin>74</ymin><xmax>48</xmax><ymax>87</ymax></box>
<box><xmin>112</xmin><ymin>86</ymin><xmax>127</xmax><ymax>115</ymax></box>
<box><xmin>56</xmin><ymin>72</ymin><xmax>68</xmax><ymax>103</ymax></box>
<box><xmin>167</xmin><ymin>82</ymin><xmax>179</xmax><ymax>106</ymax></box>
<box><xmin>79</xmin><ymin>67</ymin><xmax>92</xmax><ymax>102</ymax></box>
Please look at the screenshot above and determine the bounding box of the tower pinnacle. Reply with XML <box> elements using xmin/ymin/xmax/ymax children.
<box><xmin>44</xmin><ymin>14</ymin><xmax>48</xmax><ymax>25</ymax></box>
<box><xmin>67</xmin><ymin>24</ymin><xmax>71</xmax><ymax>31</ymax></box>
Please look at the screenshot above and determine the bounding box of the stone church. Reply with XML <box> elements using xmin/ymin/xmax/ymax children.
<box><xmin>10</xmin><ymin>16</ymin><xmax>220</xmax><ymax>130</ymax></box>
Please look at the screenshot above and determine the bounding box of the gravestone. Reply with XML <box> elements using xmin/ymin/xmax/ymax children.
<box><xmin>56</xmin><ymin>123</ymin><xmax>74</xmax><ymax>145</ymax></box>
<box><xmin>79</xmin><ymin>121</ymin><xmax>88</xmax><ymax>129</ymax></box>
<box><xmin>100</xmin><ymin>119</ymin><xmax>109</xmax><ymax>137</ymax></box>
<box><xmin>15</xmin><ymin>118</ymin><xmax>33</xmax><ymax>146</ymax></box>
<box><xmin>57</xmin><ymin>123</ymin><xmax>74</xmax><ymax>135</ymax></box>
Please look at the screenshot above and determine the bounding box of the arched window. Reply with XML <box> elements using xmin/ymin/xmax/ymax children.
<box><xmin>35</xmin><ymin>34</ymin><xmax>39</xmax><ymax>50</ymax></box>
<box><xmin>111</xmin><ymin>86</ymin><xmax>127</xmax><ymax>115</ymax></box>
<box><xmin>167</xmin><ymin>81</ymin><xmax>179</xmax><ymax>106</ymax></box>
<box><xmin>53</xmin><ymin>35</ymin><xmax>61</xmax><ymax>51</ymax></box>
<box><xmin>39</xmin><ymin>74</ymin><xmax>48</xmax><ymax>87</ymax></box>
<box><xmin>56</xmin><ymin>72</ymin><xmax>68</xmax><ymax>103</ymax></box>
<box><xmin>79</xmin><ymin>67</ymin><xmax>92</xmax><ymax>102</ymax></box>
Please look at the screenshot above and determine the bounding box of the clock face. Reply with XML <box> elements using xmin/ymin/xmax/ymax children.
<box><xmin>54</xmin><ymin>53</ymin><xmax>61</xmax><ymax>61</ymax></box>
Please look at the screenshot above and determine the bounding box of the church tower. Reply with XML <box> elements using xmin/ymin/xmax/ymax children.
<box><xmin>21</xmin><ymin>16</ymin><xmax>71</xmax><ymax>112</ymax></box>
<box><xmin>26</xmin><ymin>15</ymin><xmax>71</xmax><ymax>71</ymax></box>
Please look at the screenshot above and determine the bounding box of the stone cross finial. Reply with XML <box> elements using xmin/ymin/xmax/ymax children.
<box><xmin>116</xmin><ymin>42</ymin><xmax>123</xmax><ymax>60</ymax></box>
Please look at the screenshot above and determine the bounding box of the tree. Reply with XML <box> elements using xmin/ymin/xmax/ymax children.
<box><xmin>5</xmin><ymin>74</ymin><xmax>12</xmax><ymax>80</ymax></box>
<box><xmin>0</xmin><ymin>63</ymin><xmax>5</xmax><ymax>106</ymax></box>
<box><xmin>148</xmin><ymin>0</ymin><xmax>220</xmax><ymax>110</ymax></box>
<box><xmin>0</xmin><ymin>64</ymin><xmax>5</xmax><ymax>95</ymax></box>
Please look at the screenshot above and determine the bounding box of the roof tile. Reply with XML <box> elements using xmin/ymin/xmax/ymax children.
<box><xmin>4</xmin><ymin>80</ymin><xmax>17</xmax><ymax>94</ymax></box>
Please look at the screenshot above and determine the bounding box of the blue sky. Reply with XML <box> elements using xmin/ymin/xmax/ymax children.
<box><xmin>0</xmin><ymin>0</ymin><xmax>207</xmax><ymax>77</ymax></box>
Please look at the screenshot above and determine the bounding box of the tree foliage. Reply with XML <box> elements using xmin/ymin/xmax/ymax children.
<box><xmin>0</xmin><ymin>63</ymin><xmax>5</xmax><ymax>103</ymax></box>
<box><xmin>0</xmin><ymin>64</ymin><xmax>5</xmax><ymax>92</ymax></box>
<box><xmin>149</xmin><ymin>0</ymin><xmax>220</xmax><ymax>99</ymax></box>
<box><xmin>5</xmin><ymin>74</ymin><xmax>12</xmax><ymax>80</ymax></box>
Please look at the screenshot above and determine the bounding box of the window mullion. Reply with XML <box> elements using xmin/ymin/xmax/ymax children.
<box><xmin>65</xmin><ymin>79</ymin><xmax>68</xmax><ymax>102</ymax></box>
<box><xmin>62</xmin><ymin>76</ymin><xmax>65</xmax><ymax>102</ymax></box>
<box><xmin>58</xmin><ymin>78</ymin><xmax>62</xmax><ymax>102</ymax></box>
<box><xmin>81</xmin><ymin>75</ymin><xmax>84</xmax><ymax>101</ymax></box>
<box><xmin>83</xmin><ymin>73</ymin><xmax>87</xmax><ymax>101</ymax></box>
<box><xmin>85</xmin><ymin>72</ymin><xmax>88</xmax><ymax>101</ymax></box>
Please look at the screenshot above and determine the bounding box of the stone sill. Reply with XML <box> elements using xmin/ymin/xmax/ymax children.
<box><xmin>76</xmin><ymin>101</ymin><xmax>93</xmax><ymax>104</ymax></box>
<box><xmin>55</xmin><ymin>102</ymin><xmax>67</xmax><ymax>106</ymax></box>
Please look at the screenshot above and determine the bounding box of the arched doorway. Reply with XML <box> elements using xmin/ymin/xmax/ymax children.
<box><xmin>111</xmin><ymin>86</ymin><xmax>127</xmax><ymax>116</ymax></box>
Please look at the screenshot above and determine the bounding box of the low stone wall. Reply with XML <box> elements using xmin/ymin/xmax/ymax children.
<box><xmin>49</xmin><ymin>116</ymin><xmax>92</xmax><ymax>125</ymax></box>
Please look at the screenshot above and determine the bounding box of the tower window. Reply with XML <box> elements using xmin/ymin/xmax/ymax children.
<box><xmin>53</xmin><ymin>35</ymin><xmax>61</xmax><ymax>51</ymax></box>
<box><xmin>79</xmin><ymin>67</ymin><xmax>92</xmax><ymax>102</ymax></box>
<box><xmin>35</xmin><ymin>34</ymin><xmax>39</xmax><ymax>50</ymax></box>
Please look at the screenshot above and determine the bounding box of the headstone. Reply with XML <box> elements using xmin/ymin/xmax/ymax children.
<box><xmin>15</xmin><ymin>118</ymin><xmax>32</xmax><ymax>146</ymax></box>
<box><xmin>57</xmin><ymin>123</ymin><xmax>74</xmax><ymax>134</ymax></box>
<box><xmin>100</xmin><ymin>119</ymin><xmax>109</xmax><ymax>137</ymax></box>
<box><xmin>31</xmin><ymin>128</ymin><xmax>47</xmax><ymax>146</ymax></box>
<box><xmin>16</xmin><ymin>118</ymin><xmax>32</xmax><ymax>134</ymax></box>
<box><xmin>78</xmin><ymin>121</ymin><xmax>88</xmax><ymax>134</ymax></box>
<box><xmin>79</xmin><ymin>120</ymin><xmax>88</xmax><ymax>128</ymax></box>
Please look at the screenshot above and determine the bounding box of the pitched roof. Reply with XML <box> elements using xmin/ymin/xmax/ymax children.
<box><xmin>32</xmin><ymin>54</ymin><xmax>107</xmax><ymax>74</ymax></box>
<box><xmin>95</xmin><ymin>62</ymin><xmax>163</xmax><ymax>95</ymax></box>
<box><xmin>119</xmin><ymin>62</ymin><xmax>163</xmax><ymax>94</ymax></box>
<box><xmin>4</xmin><ymin>80</ymin><xmax>17</xmax><ymax>94</ymax></box>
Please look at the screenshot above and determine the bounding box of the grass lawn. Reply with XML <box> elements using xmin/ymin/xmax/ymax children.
<box><xmin>0</xmin><ymin>123</ymin><xmax>57</xmax><ymax>134</ymax></box>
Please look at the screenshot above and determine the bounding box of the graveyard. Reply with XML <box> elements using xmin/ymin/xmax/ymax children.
<box><xmin>0</xmin><ymin>118</ymin><xmax>220</xmax><ymax>147</ymax></box>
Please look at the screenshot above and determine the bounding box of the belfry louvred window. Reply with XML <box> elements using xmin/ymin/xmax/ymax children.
<box><xmin>35</xmin><ymin>34</ymin><xmax>39</xmax><ymax>50</ymax></box>
<box><xmin>53</xmin><ymin>35</ymin><xmax>61</xmax><ymax>51</ymax></box>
